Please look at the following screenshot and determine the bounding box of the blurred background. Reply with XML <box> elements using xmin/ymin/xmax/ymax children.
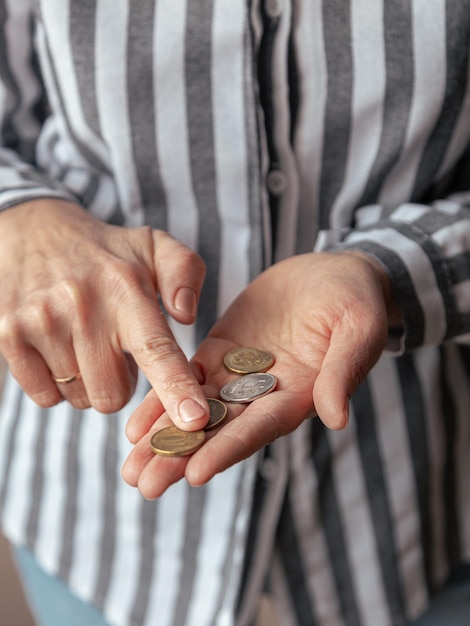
<box><xmin>0</xmin><ymin>355</ymin><xmax>35</xmax><ymax>624</ymax></box>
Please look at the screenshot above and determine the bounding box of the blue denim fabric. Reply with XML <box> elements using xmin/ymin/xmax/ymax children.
<box><xmin>409</xmin><ymin>565</ymin><xmax>470</xmax><ymax>626</ymax></box>
<box><xmin>13</xmin><ymin>547</ymin><xmax>110</xmax><ymax>626</ymax></box>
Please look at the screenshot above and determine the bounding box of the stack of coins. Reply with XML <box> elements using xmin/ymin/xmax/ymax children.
<box><xmin>221</xmin><ymin>347</ymin><xmax>277</xmax><ymax>403</ymax></box>
<box><xmin>150</xmin><ymin>347</ymin><xmax>276</xmax><ymax>457</ymax></box>
<box><xmin>150</xmin><ymin>397</ymin><xmax>227</xmax><ymax>457</ymax></box>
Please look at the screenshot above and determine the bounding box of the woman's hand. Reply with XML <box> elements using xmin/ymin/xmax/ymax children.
<box><xmin>0</xmin><ymin>199</ymin><xmax>210</xmax><ymax>427</ymax></box>
<box><xmin>122</xmin><ymin>251</ymin><xmax>396</xmax><ymax>498</ymax></box>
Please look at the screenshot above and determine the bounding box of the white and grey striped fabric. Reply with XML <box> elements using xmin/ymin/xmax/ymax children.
<box><xmin>0</xmin><ymin>1</ymin><xmax>470</xmax><ymax>625</ymax></box>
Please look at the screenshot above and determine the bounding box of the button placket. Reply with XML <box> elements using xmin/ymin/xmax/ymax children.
<box><xmin>267</xmin><ymin>169</ymin><xmax>287</xmax><ymax>196</ymax></box>
<box><xmin>265</xmin><ymin>0</ymin><xmax>283</xmax><ymax>19</ymax></box>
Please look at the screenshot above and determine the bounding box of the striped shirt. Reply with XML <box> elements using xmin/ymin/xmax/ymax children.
<box><xmin>0</xmin><ymin>1</ymin><xmax>470</xmax><ymax>625</ymax></box>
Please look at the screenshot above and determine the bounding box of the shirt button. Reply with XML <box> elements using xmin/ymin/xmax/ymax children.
<box><xmin>260</xmin><ymin>458</ymin><xmax>277</xmax><ymax>481</ymax></box>
<box><xmin>267</xmin><ymin>169</ymin><xmax>286</xmax><ymax>196</ymax></box>
<box><xmin>265</xmin><ymin>0</ymin><xmax>283</xmax><ymax>19</ymax></box>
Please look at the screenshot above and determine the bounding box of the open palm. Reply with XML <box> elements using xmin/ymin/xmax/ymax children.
<box><xmin>122</xmin><ymin>251</ymin><xmax>391</xmax><ymax>498</ymax></box>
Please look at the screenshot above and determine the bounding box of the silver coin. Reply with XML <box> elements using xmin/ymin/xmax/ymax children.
<box><xmin>220</xmin><ymin>373</ymin><xmax>277</xmax><ymax>403</ymax></box>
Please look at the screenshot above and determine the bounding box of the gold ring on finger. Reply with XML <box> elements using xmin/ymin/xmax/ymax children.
<box><xmin>52</xmin><ymin>372</ymin><xmax>82</xmax><ymax>384</ymax></box>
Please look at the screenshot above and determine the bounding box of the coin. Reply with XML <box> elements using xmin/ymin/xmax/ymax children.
<box><xmin>220</xmin><ymin>372</ymin><xmax>277</xmax><ymax>403</ymax></box>
<box><xmin>205</xmin><ymin>398</ymin><xmax>228</xmax><ymax>430</ymax></box>
<box><xmin>224</xmin><ymin>347</ymin><xmax>274</xmax><ymax>374</ymax></box>
<box><xmin>150</xmin><ymin>426</ymin><xmax>206</xmax><ymax>457</ymax></box>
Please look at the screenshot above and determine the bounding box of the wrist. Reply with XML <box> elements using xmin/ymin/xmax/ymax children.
<box><xmin>339</xmin><ymin>250</ymin><xmax>403</xmax><ymax>329</ymax></box>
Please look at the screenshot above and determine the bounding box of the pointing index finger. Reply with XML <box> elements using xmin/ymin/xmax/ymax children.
<box><xmin>120</xmin><ymin>301</ymin><xmax>209</xmax><ymax>430</ymax></box>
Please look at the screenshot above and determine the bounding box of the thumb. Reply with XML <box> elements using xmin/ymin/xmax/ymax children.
<box><xmin>153</xmin><ymin>230</ymin><xmax>206</xmax><ymax>324</ymax></box>
<box><xmin>313</xmin><ymin>322</ymin><xmax>386</xmax><ymax>430</ymax></box>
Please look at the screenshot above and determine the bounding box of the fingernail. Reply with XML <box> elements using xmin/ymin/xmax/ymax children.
<box><xmin>175</xmin><ymin>287</ymin><xmax>197</xmax><ymax>318</ymax></box>
<box><xmin>179</xmin><ymin>398</ymin><xmax>207</xmax><ymax>423</ymax></box>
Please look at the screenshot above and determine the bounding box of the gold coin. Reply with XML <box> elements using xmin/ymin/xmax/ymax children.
<box><xmin>205</xmin><ymin>398</ymin><xmax>228</xmax><ymax>431</ymax></box>
<box><xmin>150</xmin><ymin>426</ymin><xmax>206</xmax><ymax>457</ymax></box>
<box><xmin>223</xmin><ymin>347</ymin><xmax>274</xmax><ymax>374</ymax></box>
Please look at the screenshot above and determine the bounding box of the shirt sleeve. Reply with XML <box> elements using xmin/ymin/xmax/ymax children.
<box><xmin>317</xmin><ymin>191</ymin><xmax>470</xmax><ymax>353</ymax></box>
<box><xmin>0</xmin><ymin>1</ymin><xmax>76</xmax><ymax>211</ymax></box>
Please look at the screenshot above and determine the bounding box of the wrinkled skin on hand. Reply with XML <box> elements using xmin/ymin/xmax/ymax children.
<box><xmin>123</xmin><ymin>251</ymin><xmax>396</xmax><ymax>499</ymax></box>
<box><xmin>0</xmin><ymin>199</ymin><xmax>210</xmax><ymax>427</ymax></box>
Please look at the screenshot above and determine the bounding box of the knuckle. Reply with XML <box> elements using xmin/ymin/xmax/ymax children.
<box><xmin>25</xmin><ymin>299</ymin><xmax>56</xmax><ymax>335</ymax></box>
<box><xmin>133</xmin><ymin>333</ymin><xmax>197</xmax><ymax>394</ymax></box>
<box><xmin>0</xmin><ymin>313</ymin><xmax>21</xmax><ymax>349</ymax></box>
<box><xmin>101</xmin><ymin>259</ymin><xmax>152</xmax><ymax>305</ymax></box>
<box><xmin>59</xmin><ymin>277</ymin><xmax>88</xmax><ymax>318</ymax></box>
<box><xmin>192</xmin><ymin>251</ymin><xmax>206</xmax><ymax>274</ymax></box>
<box><xmin>31</xmin><ymin>389</ymin><xmax>63</xmax><ymax>409</ymax></box>
<box><xmin>155</xmin><ymin>230</ymin><xmax>205</xmax><ymax>278</ymax></box>
<box><xmin>92</xmin><ymin>397</ymin><xmax>123</xmax><ymax>414</ymax></box>
<box><xmin>101</xmin><ymin>256</ymin><xmax>136</xmax><ymax>283</ymax></box>
<box><xmin>138</xmin><ymin>225</ymin><xmax>154</xmax><ymax>244</ymax></box>
<box><xmin>134</xmin><ymin>334</ymin><xmax>180</xmax><ymax>366</ymax></box>
<box><xmin>180</xmin><ymin>248</ymin><xmax>206</xmax><ymax>279</ymax></box>
<box><xmin>90</xmin><ymin>389</ymin><xmax>130</xmax><ymax>414</ymax></box>
<box><xmin>67</xmin><ymin>396</ymin><xmax>92</xmax><ymax>410</ymax></box>
<box><xmin>180</xmin><ymin>245</ymin><xmax>201</xmax><ymax>265</ymax></box>
<box><xmin>160</xmin><ymin>372</ymin><xmax>196</xmax><ymax>395</ymax></box>
<box><xmin>264</xmin><ymin>410</ymin><xmax>285</xmax><ymax>442</ymax></box>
